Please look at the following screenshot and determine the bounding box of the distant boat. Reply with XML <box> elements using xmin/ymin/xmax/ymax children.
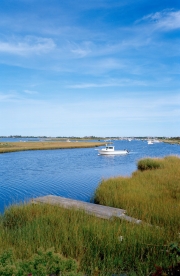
<box><xmin>153</xmin><ymin>139</ymin><xmax>160</xmax><ymax>143</ymax></box>
<box><xmin>98</xmin><ymin>145</ymin><xmax>129</xmax><ymax>155</ymax></box>
<box><xmin>147</xmin><ymin>140</ymin><xmax>153</xmax><ymax>145</ymax></box>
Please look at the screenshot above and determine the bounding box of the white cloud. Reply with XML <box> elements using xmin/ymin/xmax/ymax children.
<box><xmin>24</xmin><ymin>90</ymin><xmax>38</xmax><ymax>95</ymax></box>
<box><xmin>0</xmin><ymin>91</ymin><xmax>39</xmax><ymax>103</ymax></box>
<box><xmin>0</xmin><ymin>36</ymin><xmax>56</xmax><ymax>56</ymax></box>
<box><xmin>69</xmin><ymin>41</ymin><xmax>92</xmax><ymax>58</ymax></box>
<box><xmin>66</xmin><ymin>79</ymin><xmax>147</xmax><ymax>89</ymax></box>
<box><xmin>139</xmin><ymin>10</ymin><xmax>180</xmax><ymax>31</ymax></box>
<box><xmin>1</xmin><ymin>90</ymin><xmax>180</xmax><ymax>136</ymax></box>
<box><xmin>0</xmin><ymin>93</ymin><xmax>16</xmax><ymax>102</ymax></box>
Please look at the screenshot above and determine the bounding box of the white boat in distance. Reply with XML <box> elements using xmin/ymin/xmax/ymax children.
<box><xmin>147</xmin><ymin>140</ymin><xmax>153</xmax><ymax>144</ymax></box>
<box><xmin>98</xmin><ymin>145</ymin><xmax>129</xmax><ymax>155</ymax></box>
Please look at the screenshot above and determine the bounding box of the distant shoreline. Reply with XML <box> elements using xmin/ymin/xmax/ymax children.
<box><xmin>0</xmin><ymin>141</ymin><xmax>106</xmax><ymax>154</ymax></box>
<box><xmin>162</xmin><ymin>139</ymin><xmax>180</xmax><ymax>145</ymax></box>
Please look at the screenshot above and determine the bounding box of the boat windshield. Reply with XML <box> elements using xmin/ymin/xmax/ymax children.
<box><xmin>106</xmin><ymin>146</ymin><xmax>114</xmax><ymax>150</ymax></box>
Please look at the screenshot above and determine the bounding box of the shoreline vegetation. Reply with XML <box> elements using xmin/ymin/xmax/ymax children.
<box><xmin>162</xmin><ymin>138</ymin><xmax>180</xmax><ymax>145</ymax></box>
<box><xmin>0</xmin><ymin>137</ymin><xmax>179</xmax><ymax>155</ymax></box>
<box><xmin>0</xmin><ymin>156</ymin><xmax>180</xmax><ymax>275</ymax></box>
<box><xmin>94</xmin><ymin>156</ymin><xmax>180</xmax><ymax>229</ymax></box>
<box><xmin>0</xmin><ymin>141</ymin><xmax>105</xmax><ymax>154</ymax></box>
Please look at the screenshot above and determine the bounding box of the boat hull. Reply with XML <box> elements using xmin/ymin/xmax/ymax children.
<box><xmin>98</xmin><ymin>149</ymin><xmax>128</xmax><ymax>155</ymax></box>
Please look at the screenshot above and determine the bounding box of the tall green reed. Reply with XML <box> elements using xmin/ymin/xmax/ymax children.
<box><xmin>0</xmin><ymin>202</ymin><xmax>178</xmax><ymax>275</ymax></box>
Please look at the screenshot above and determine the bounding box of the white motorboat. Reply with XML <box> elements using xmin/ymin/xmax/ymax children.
<box><xmin>153</xmin><ymin>139</ymin><xmax>160</xmax><ymax>143</ymax></box>
<box><xmin>98</xmin><ymin>145</ymin><xmax>129</xmax><ymax>155</ymax></box>
<box><xmin>147</xmin><ymin>140</ymin><xmax>153</xmax><ymax>145</ymax></box>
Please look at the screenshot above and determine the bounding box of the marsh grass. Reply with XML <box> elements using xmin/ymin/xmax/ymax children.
<box><xmin>0</xmin><ymin>201</ymin><xmax>179</xmax><ymax>275</ymax></box>
<box><xmin>0</xmin><ymin>141</ymin><xmax>105</xmax><ymax>154</ymax></box>
<box><xmin>137</xmin><ymin>158</ymin><xmax>163</xmax><ymax>171</ymax></box>
<box><xmin>0</xmin><ymin>156</ymin><xmax>180</xmax><ymax>275</ymax></box>
<box><xmin>163</xmin><ymin>138</ymin><xmax>180</xmax><ymax>145</ymax></box>
<box><xmin>94</xmin><ymin>156</ymin><xmax>180</xmax><ymax>230</ymax></box>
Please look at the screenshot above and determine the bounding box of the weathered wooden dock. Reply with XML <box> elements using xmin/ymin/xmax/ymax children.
<box><xmin>32</xmin><ymin>195</ymin><xmax>142</xmax><ymax>224</ymax></box>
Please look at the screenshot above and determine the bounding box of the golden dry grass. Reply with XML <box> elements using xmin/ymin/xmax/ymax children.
<box><xmin>94</xmin><ymin>156</ymin><xmax>180</xmax><ymax>231</ymax></box>
<box><xmin>163</xmin><ymin>139</ymin><xmax>180</xmax><ymax>145</ymax></box>
<box><xmin>0</xmin><ymin>141</ymin><xmax>105</xmax><ymax>153</ymax></box>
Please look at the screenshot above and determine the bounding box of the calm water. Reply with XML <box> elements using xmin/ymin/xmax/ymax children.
<box><xmin>0</xmin><ymin>139</ymin><xmax>180</xmax><ymax>213</ymax></box>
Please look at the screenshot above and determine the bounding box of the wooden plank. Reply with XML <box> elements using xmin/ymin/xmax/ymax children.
<box><xmin>32</xmin><ymin>195</ymin><xmax>142</xmax><ymax>224</ymax></box>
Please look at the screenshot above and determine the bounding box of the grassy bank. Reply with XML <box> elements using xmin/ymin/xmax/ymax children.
<box><xmin>0</xmin><ymin>141</ymin><xmax>105</xmax><ymax>154</ymax></box>
<box><xmin>94</xmin><ymin>156</ymin><xmax>180</xmax><ymax>230</ymax></box>
<box><xmin>0</xmin><ymin>203</ymin><xmax>179</xmax><ymax>275</ymax></box>
<box><xmin>0</xmin><ymin>156</ymin><xmax>180</xmax><ymax>275</ymax></box>
<box><xmin>162</xmin><ymin>138</ymin><xmax>180</xmax><ymax>145</ymax></box>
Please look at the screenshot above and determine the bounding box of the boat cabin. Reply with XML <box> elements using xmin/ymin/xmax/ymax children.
<box><xmin>105</xmin><ymin>146</ymin><xmax>114</xmax><ymax>151</ymax></box>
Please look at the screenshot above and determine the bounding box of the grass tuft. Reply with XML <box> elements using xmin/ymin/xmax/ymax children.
<box><xmin>137</xmin><ymin>158</ymin><xmax>163</xmax><ymax>171</ymax></box>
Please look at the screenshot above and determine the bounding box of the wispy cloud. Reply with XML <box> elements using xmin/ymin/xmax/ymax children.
<box><xmin>0</xmin><ymin>1</ymin><xmax>179</xmax><ymax>136</ymax></box>
<box><xmin>0</xmin><ymin>91</ymin><xmax>39</xmax><ymax>103</ymax></box>
<box><xmin>23</xmin><ymin>90</ymin><xmax>38</xmax><ymax>95</ymax></box>
<box><xmin>66</xmin><ymin>41</ymin><xmax>93</xmax><ymax>58</ymax></box>
<box><xmin>0</xmin><ymin>91</ymin><xmax>23</xmax><ymax>102</ymax></box>
<box><xmin>0</xmin><ymin>93</ymin><xmax>16</xmax><ymax>102</ymax></box>
<box><xmin>1</xmin><ymin>89</ymin><xmax>179</xmax><ymax>136</ymax></box>
<box><xmin>138</xmin><ymin>10</ymin><xmax>180</xmax><ymax>31</ymax></box>
<box><xmin>0</xmin><ymin>36</ymin><xmax>55</xmax><ymax>56</ymax></box>
<box><xmin>66</xmin><ymin>78</ymin><xmax>147</xmax><ymax>89</ymax></box>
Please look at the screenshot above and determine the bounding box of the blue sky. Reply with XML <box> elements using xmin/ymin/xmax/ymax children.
<box><xmin>0</xmin><ymin>0</ymin><xmax>180</xmax><ymax>137</ymax></box>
